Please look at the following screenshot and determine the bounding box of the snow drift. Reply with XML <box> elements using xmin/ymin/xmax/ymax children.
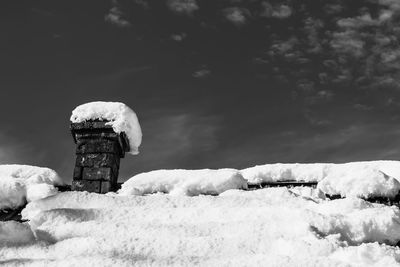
<box><xmin>2</xmin><ymin>161</ymin><xmax>400</xmax><ymax>265</ymax></box>
<box><xmin>242</xmin><ymin>161</ymin><xmax>400</xmax><ymax>198</ymax></box>
<box><xmin>0</xmin><ymin>188</ymin><xmax>397</xmax><ymax>266</ymax></box>
<box><xmin>241</xmin><ymin>163</ymin><xmax>334</xmax><ymax>184</ymax></box>
<box><xmin>2</xmin><ymin>161</ymin><xmax>400</xmax><ymax>211</ymax></box>
<box><xmin>119</xmin><ymin>169</ymin><xmax>248</xmax><ymax>196</ymax></box>
<box><xmin>70</xmin><ymin>101</ymin><xmax>142</xmax><ymax>155</ymax></box>
<box><xmin>0</xmin><ymin>165</ymin><xmax>63</xmax><ymax>210</ymax></box>
<box><xmin>318</xmin><ymin>161</ymin><xmax>400</xmax><ymax>198</ymax></box>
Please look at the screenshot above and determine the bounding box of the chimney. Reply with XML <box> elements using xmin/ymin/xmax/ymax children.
<box><xmin>70</xmin><ymin>120</ymin><xmax>129</xmax><ymax>193</ymax></box>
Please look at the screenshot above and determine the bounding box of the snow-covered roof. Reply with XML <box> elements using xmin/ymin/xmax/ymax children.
<box><xmin>6</xmin><ymin>187</ymin><xmax>400</xmax><ymax>265</ymax></box>
<box><xmin>241</xmin><ymin>161</ymin><xmax>400</xmax><ymax>198</ymax></box>
<box><xmin>70</xmin><ymin>101</ymin><xmax>142</xmax><ymax>155</ymax></box>
<box><xmin>118</xmin><ymin>169</ymin><xmax>248</xmax><ymax>196</ymax></box>
<box><xmin>2</xmin><ymin>161</ymin><xmax>400</xmax><ymax>264</ymax></box>
<box><xmin>0</xmin><ymin>165</ymin><xmax>63</xmax><ymax>210</ymax></box>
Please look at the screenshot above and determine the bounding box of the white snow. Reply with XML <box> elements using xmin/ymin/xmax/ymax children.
<box><xmin>242</xmin><ymin>161</ymin><xmax>400</xmax><ymax>198</ymax></box>
<box><xmin>0</xmin><ymin>221</ymin><xmax>35</xmax><ymax>245</ymax></box>
<box><xmin>318</xmin><ymin>161</ymin><xmax>400</xmax><ymax>198</ymax></box>
<box><xmin>309</xmin><ymin>197</ymin><xmax>400</xmax><ymax>245</ymax></box>
<box><xmin>0</xmin><ymin>165</ymin><xmax>63</xmax><ymax>210</ymax></box>
<box><xmin>118</xmin><ymin>169</ymin><xmax>248</xmax><ymax>196</ymax></box>
<box><xmin>241</xmin><ymin>163</ymin><xmax>334</xmax><ymax>184</ymax></box>
<box><xmin>0</xmin><ymin>177</ymin><xmax>25</xmax><ymax>210</ymax></box>
<box><xmin>0</xmin><ymin>188</ymin><xmax>398</xmax><ymax>266</ymax></box>
<box><xmin>26</xmin><ymin>183</ymin><xmax>59</xmax><ymax>203</ymax></box>
<box><xmin>70</xmin><ymin>101</ymin><xmax>142</xmax><ymax>155</ymax></box>
<box><xmin>2</xmin><ymin>161</ymin><xmax>400</xmax><ymax>265</ymax></box>
<box><xmin>328</xmin><ymin>243</ymin><xmax>400</xmax><ymax>266</ymax></box>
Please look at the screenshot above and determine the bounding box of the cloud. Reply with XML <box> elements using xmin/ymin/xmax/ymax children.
<box><xmin>133</xmin><ymin>0</ymin><xmax>149</xmax><ymax>9</ymax></box>
<box><xmin>303</xmin><ymin>111</ymin><xmax>332</xmax><ymax>127</ymax></box>
<box><xmin>337</xmin><ymin>13</ymin><xmax>379</xmax><ymax>28</ymax></box>
<box><xmin>170</xmin><ymin>33</ymin><xmax>187</xmax><ymax>41</ymax></box>
<box><xmin>261</xmin><ymin>2</ymin><xmax>400</xmax><ymax>113</ymax></box>
<box><xmin>330</xmin><ymin>31</ymin><xmax>365</xmax><ymax>58</ymax></box>
<box><xmin>192</xmin><ymin>68</ymin><xmax>211</xmax><ymax>78</ymax></box>
<box><xmin>325</xmin><ymin>5</ymin><xmax>400</xmax><ymax>95</ymax></box>
<box><xmin>305</xmin><ymin>90</ymin><xmax>335</xmax><ymax>105</ymax></box>
<box><xmin>167</xmin><ymin>0</ymin><xmax>199</xmax><ymax>15</ymax></box>
<box><xmin>378</xmin><ymin>0</ymin><xmax>400</xmax><ymax>12</ymax></box>
<box><xmin>303</xmin><ymin>18</ymin><xmax>324</xmax><ymax>54</ymax></box>
<box><xmin>354</xmin><ymin>103</ymin><xmax>374</xmax><ymax>111</ymax></box>
<box><xmin>223</xmin><ymin>7</ymin><xmax>250</xmax><ymax>26</ymax></box>
<box><xmin>103</xmin><ymin>0</ymin><xmax>400</xmax><ymax>115</ymax></box>
<box><xmin>272</xmin><ymin>4</ymin><xmax>292</xmax><ymax>18</ymax></box>
<box><xmin>324</xmin><ymin>4</ymin><xmax>344</xmax><ymax>14</ymax></box>
<box><xmin>105</xmin><ymin>6</ymin><xmax>131</xmax><ymax>27</ymax></box>
<box><xmin>269</xmin><ymin>37</ymin><xmax>299</xmax><ymax>57</ymax></box>
<box><xmin>261</xmin><ymin>2</ymin><xmax>292</xmax><ymax>19</ymax></box>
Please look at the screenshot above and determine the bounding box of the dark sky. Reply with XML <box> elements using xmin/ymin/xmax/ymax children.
<box><xmin>2</xmin><ymin>0</ymin><xmax>400</xmax><ymax>182</ymax></box>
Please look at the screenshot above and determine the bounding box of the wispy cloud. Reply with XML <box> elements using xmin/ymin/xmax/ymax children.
<box><xmin>192</xmin><ymin>67</ymin><xmax>211</xmax><ymax>78</ymax></box>
<box><xmin>171</xmin><ymin>33</ymin><xmax>187</xmax><ymax>41</ymax></box>
<box><xmin>167</xmin><ymin>0</ymin><xmax>199</xmax><ymax>15</ymax></box>
<box><xmin>260</xmin><ymin>2</ymin><xmax>292</xmax><ymax>19</ymax></box>
<box><xmin>223</xmin><ymin>7</ymin><xmax>250</xmax><ymax>26</ymax></box>
<box><xmin>105</xmin><ymin>6</ymin><xmax>131</xmax><ymax>27</ymax></box>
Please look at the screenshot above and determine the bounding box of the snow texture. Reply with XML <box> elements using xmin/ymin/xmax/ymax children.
<box><xmin>119</xmin><ymin>169</ymin><xmax>248</xmax><ymax>196</ymax></box>
<box><xmin>242</xmin><ymin>161</ymin><xmax>400</xmax><ymax>198</ymax></box>
<box><xmin>0</xmin><ymin>221</ymin><xmax>35</xmax><ymax>245</ymax></box>
<box><xmin>3</xmin><ymin>161</ymin><xmax>400</xmax><ymax>265</ymax></box>
<box><xmin>318</xmin><ymin>161</ymin><xmax>400</xmax><ymax>198</ymax></box>
<box><xmin>0</xmin><ymin>165</ymin><xmax>63</xmax><ymax>210</ymax></box>
<box><xmin>241</xmin><ymin>163</ymin><xmax>334</xmax><ymax>183</ymax></box>
<box><xmin>0</xmin><ymin>189</ymin><xmax>398</xmax><ymax>266</ymax></box>
<box><xmin>70</xmin><ymin>101</ymin><xmax>142</xmax><ymax>155</ymax></box>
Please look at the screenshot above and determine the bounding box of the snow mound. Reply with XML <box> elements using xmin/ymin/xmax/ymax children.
<box><xmin>118</xmin><ymin>169</ymin><xmax>248</xmax><ymax>196</ymax></box>
<box><xmin>317</xmin><ymin>161</ymin><xmax>400</xmax><ymax>198</ymax></box>
<box><xmin>328</xmin><ymin>243</ymin><xmax>400</xmax><ymax>266</ymax></box>
<box><xmin>309</xmin><ymin>197</ymin><xmax>400</xmax><ymax>245</ymax></box>
<box><xmin>70</xmin><ymin>101</ymin><xmax>142</xmax><ymax>155</ymax></box>
<box><xmin>241</xmin><ymin>163</ymin><xmax>334</xmax><ymax>184</ymax></box>
<box><xmin>6</xmin><ymin>189</ymin><xmax>399</xmax><ymax>265</ymax></box>
<box><xmin>242</xmin><ymin>161</ymin><xmax>400</xmax><ymax>198</ymax></box>
<box><xmin>0</xmin><ymin>165</ymin><xmax>63</xmax><ymax>210</ymax></box>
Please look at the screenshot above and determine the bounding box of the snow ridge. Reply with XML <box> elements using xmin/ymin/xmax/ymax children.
<box><xmin>119</xmin><ymin>169</ymin><xmax>248</xmax><ymax>196</ymax></box>
<box><xmin>0</xmin><ymin>165</ymin><xmax>63</xmax><ymax>210</ymax></box>
<box><xmin>241</xmin><ymin>161</ymin><xmax>400</xmax><ymax>198</ymax></box>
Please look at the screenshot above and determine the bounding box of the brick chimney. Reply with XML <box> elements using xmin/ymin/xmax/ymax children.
<box><xmin>70</xmin><ymin>120</ymin><xmax>129</xmax><ymax>193</ymax></box>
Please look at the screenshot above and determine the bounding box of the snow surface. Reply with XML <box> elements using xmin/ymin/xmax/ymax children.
<box><xmin>242</xmin><ymin>161</ymin><xmax>400</xmax><ymax>198</ymax></box>
<box><xmin>0</xmin><ymin>221</ymin><xmax>35</xmax><ymax>246</ymax></box>
<box><xmin>318</xmin><ymin>161</ymin><xmax>400</xmax><ymax>198</ymax></box>
<box><xmin>1</xmin><ymin>189</ymin><xmax>400</xmax><ymax>266</ymax></box>
<box><xmin>2</xmin><ymin>161</ymin><xmax>400</xmax><ymax>265</ymax></box>
<box><xmin>241</xmin><ymin>163</ymin><xmax>334</xmax><ymax>183</ymax></box>
<box><xmin>70</xmin><ymin>101</ymin><xmax>142</xmax><ymax>155</ymax></box>
<box><xmin>118</xmin><ymin>169</ymin><xmax>248</xmax><ymax>196</ymax></box>
<box><xmin>0</xmin><ymin>165</ymin><xmax>63</xmax><ymax>210</ymax></box>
